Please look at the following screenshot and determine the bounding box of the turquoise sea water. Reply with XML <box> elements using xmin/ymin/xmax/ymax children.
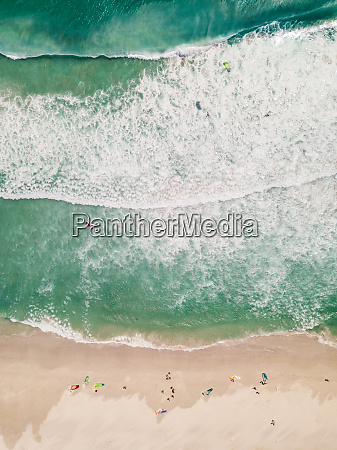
<box><xmin>1</xmin><ymin>0</ymin><xmax>337</xmax><ymax>58</ymax></box>
<box><xmin>0</xmin><ymin>0</ymin><xmax>337</xmax><ymax>347</ymax></box>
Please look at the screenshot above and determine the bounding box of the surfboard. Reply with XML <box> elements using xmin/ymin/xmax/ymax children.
<box><xmin>69</xmin><ymin>384</ymin><xmax>80</xmax><ymax>391</ymax></box>
<box><xmin>202</xmin><ymin>388</ymin><xmax>213</xmax><ymax>396</ymax></box>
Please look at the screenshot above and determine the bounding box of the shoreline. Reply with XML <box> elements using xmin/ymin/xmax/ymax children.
<box><xmin>3</xmin><ymin>317</ymin><xmax>337</xmax><ymax>352</ymax></box>
<box><xmin>1</xmin><ymin>329</ymin><xmax>337</xmax><ymax>449</ymax></box>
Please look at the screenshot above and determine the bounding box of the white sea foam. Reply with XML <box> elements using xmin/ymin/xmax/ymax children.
<box><xmin>1</xmin><ymin>22</ymin><xmax>337</xmax><ymax>210</ymax></box>
<box><xmin>9</xmin><ymin>316</ymin><xmax>336</xmax><ymax>352</ymax></box>
<box><xmin>0</xmin><ymin>42</ymin><xmax>217</xmax><ymax>62</ymax></box>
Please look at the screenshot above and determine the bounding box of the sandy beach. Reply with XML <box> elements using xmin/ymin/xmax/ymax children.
<box><xmin>1</xmin><ymin>326</ymin><xmax>337</xmax><ymax>449</ymax></box>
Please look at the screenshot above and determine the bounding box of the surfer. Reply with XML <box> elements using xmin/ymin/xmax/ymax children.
<box><xmin>223</xmin><ymin>62</ymin><xmax>230</xmax><ymax>72</ymax></box>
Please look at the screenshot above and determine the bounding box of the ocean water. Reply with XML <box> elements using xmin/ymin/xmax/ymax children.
<box><xmin>1</xmin><ymin>0</ymin><xmax>337</xmax><ymax>348</ymax></box>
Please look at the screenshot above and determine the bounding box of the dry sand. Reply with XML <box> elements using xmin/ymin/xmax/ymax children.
<box><xmin>1</xmin><ymin>326</ymin><xmax>337</xmax><ymax>449</ymax></box>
